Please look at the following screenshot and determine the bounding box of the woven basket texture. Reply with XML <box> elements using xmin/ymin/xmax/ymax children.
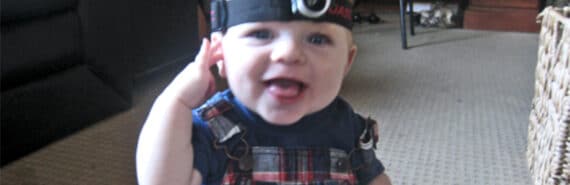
<box><xmin>528</xmin><ymin>6</ymin><xmax>570</xmax><ymax>185</ymax></box>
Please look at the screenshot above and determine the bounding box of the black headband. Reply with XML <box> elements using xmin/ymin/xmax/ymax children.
<box><xmin>210</xmin><ymin>0</ymin><xmax>353</xmax><ymax>32</ymax></box>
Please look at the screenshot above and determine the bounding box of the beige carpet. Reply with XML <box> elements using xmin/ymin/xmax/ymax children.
<box><xmin>1</xmin><ymin>13</ymin><xmax>538</xmax><ymax>185</ymax></box>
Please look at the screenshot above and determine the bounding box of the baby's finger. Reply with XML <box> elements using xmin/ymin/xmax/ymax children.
<box><xmin>205</xmin><ymin>76</ymin><xmax>217</xmax><ymax>98</ymax></box>
<box><xmin>207</xmin><ymin>39</ymin><xmax>224</xmax><ymax>67</ymax></box>
<box><xmin>195</xmin><ymin>38</ymin><xmax>212</xmax><ymax>70</ymax></box>
<box><xmin>174</xmin><ymin>38</ymin><xmax>209</xmax><ymax>80</ymax></box>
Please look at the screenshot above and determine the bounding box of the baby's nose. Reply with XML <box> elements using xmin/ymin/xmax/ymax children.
<box><xmin>270</xmin><ymin>38</ymin><xmax>306</xmax><ymax>65</ymax></box>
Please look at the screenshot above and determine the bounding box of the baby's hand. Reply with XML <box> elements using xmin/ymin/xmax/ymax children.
<box><xmin>159</xmin><ymin>38</ymin><xmax>221</xmax><ymax>109</ymax></box>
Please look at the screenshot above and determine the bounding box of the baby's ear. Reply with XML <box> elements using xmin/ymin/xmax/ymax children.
<box><xmin>344</xmin><ymin>44</ymin><xmax>358</xmax><ymax>76</ymax></box>
<box><xmin>210</xmin><ymin>32</ymin><xmax>226</xmax><ymax>78</ymax></box>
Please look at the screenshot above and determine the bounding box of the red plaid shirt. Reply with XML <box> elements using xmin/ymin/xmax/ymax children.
<box><xmin>222</xmin><ymin>147</ymin><xmax>358</xmax><ymax>185</ymax></box>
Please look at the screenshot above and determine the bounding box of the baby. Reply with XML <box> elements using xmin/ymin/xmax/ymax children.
<box><xmin>136</xmin><ymin>0</ymin><xmax>391</xmax><ymax>184</ymax></box>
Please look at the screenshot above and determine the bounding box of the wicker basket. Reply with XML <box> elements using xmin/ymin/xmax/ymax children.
<box><xmin>528</xmin><ymin>6</ymin><xmax>570</xmax><ymax>185</ymax></box>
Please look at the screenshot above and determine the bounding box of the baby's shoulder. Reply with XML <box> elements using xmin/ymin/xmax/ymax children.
<box><xmin>332</xmin><ymin>97</ymin><xmax>380</xmax><ymax>145</ymax></box>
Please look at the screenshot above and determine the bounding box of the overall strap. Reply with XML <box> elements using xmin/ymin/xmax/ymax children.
<box><xmin>358</xmin><ymin>117</ymin><xmax>379</xmax><ymax>150</ymax></box>
<box><xmin>196</xmin><ymin>97</ymin><xmax>251</xmax><ymax>166</ymax></box>
<box><xmin>197</xmin><ymin>99</ymin><xmax>242</xmax><ymax>143</ymax></box>
<box><xmin>350</xmin><ymin>117</ymin><xmax>383</xmax><ymax>185</ymax></box>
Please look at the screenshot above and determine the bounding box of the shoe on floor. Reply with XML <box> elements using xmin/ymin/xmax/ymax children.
<box><xmin>367</xmin><ymin>13</ymin><xmax>384</xmax><ymax>24</ymax></box>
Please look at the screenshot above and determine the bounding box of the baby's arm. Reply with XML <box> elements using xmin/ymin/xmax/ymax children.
<box><xmin>136</xmin><ymin>39</ymin><xmax>221</xmax><ymax>185</ymax></box>
<box><xmin>369</xmin><ymin>173</ymin><xmax>392</xmax><ymax>185</ymax></box>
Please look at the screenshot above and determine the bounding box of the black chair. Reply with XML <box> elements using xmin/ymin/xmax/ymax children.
<box><xmin>1</xmin><ymin>0</ymin><xmax>132</xmax><ymax>166</ymax></box>
<box><xmin>1</xmin><ymin>0</ymin><xmax>200</xmax><ymax>166</ymax></box>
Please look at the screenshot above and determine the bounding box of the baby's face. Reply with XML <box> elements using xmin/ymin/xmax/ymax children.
<box><xmin>217</xmin><ymin>21</ymin><xmax>356</xmax><ymax>125</ymax></box>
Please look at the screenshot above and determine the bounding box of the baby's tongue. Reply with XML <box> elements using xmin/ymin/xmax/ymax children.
<box><xmin>267</xmin><ymin>79</ymin><xmax>301</xmax><ymax>97</ymax></box>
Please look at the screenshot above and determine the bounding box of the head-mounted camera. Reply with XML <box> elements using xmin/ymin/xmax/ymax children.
<box><xmin>292</xmin><ymin>0</ymin><xmax>332</xmax><ymax>18</ymax></box>
<box><xmin>210</xmin><ymin>0</ymin><xmax>353</xmax><ymax>32</ymax></box>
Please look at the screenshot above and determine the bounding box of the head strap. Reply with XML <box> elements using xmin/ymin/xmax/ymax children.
<box><xmin>211</xmin><ymin>0</ymin><xmax>353</xmax><ymax>32</ymax></box>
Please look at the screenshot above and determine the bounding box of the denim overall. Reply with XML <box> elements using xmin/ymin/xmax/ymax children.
<box><xmin>195</xmin><ymin>94</ymin><xmax>381</xmax><ymax>185</ymax></box>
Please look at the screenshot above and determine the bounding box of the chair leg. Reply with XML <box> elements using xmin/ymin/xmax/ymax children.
<box><xmin>399</xmin><ymin>0</ymin><xmax>408</xmax><ymax>49</ymax></box>
<box><xmin>408</xmin><ymin>0</ymin><xmax>415</xmax><ymax>36</ymax></box>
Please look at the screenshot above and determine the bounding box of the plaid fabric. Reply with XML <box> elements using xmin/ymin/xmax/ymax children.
<box><xmin>222</xmin><ymin>146</ymin><xmax>357</xmax><ymax>185</ymax></box>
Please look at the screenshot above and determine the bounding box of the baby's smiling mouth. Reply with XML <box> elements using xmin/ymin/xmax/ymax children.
<box><xmin>264</xmin><ymin>78</ymin><xmax>307</xmax><ymax>98</ymax></box>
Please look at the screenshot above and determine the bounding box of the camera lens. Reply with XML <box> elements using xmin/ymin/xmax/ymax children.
<box><xmin>303</xmin><ymin>0</ymin><xmax>327</xmax><ymax>11</ymax></box>
<box><xmin>294</xmin><ymin>0</ymin><xmax>331</xmax><ymax>18</ymax></box>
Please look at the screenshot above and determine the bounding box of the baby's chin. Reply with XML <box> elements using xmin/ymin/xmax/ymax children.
<box><xmin>258</xmin><ymin>110</ymin><xmax>305</xmax><ymax>126</ymax></box>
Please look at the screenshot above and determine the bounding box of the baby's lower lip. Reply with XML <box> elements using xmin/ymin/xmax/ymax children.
<box><xmin>268</xmin><ymin>90</ymin><xmax>305</xmax><ymax>104</ymax></box>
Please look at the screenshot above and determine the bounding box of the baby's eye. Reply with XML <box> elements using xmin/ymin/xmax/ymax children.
<box><xmin>307</xmin><ymin>33</ymin><xmax>332</xmax><ymax>45</ymax></box>
<box><xmin>247</xmin><ymin>30</ymin><xmax>272</xmax><ymax>40</ymax></box>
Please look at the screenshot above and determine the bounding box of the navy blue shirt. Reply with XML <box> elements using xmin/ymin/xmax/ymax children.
<box><xmin>192</xmin><ymin>90</ymin><xmax>384</xmax><ymax>184</ymax></box>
